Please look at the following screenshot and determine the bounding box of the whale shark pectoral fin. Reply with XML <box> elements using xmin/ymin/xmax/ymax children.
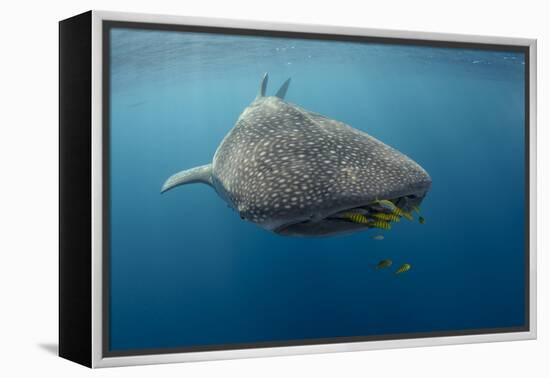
<box><xmin>161</xmin><ymin>164</ymin><xmax>213</xmax><ymax>193</ymax></box>
<box><xmin>275</xmin><ymin>78</ymin><xmax>291</xmax><ymax>99</ymax></box>
<box><xmin>256</xmin><ymin>72</ymin><xmax>268</xmax><ymax>99</ymax></box>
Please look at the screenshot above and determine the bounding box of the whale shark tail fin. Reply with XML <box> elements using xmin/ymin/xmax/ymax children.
<box><xmin>275</xmin><ymin>78</ymin><xmax>291</xmax><ymax>100</ymax></box>
<box><xmin>161</xmin><ymin>164</ymin><xmax>213</xmax><ymax>193</ymax></box>
<box><xmin>256</xmin><ymin>72</ymin><xmax>269</xmax><ymax>99</ymax></box>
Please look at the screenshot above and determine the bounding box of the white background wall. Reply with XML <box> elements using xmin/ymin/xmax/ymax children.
<box><xmin>0</xmin><ymin>0</ymin><xmax>546</xmax><ymax>376</ymax></box>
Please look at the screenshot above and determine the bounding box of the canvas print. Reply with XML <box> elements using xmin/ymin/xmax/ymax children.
<box><xmin>106</xmin><ymin>25</ymin><xmax>527</xmax><ymax>354</ymax></box>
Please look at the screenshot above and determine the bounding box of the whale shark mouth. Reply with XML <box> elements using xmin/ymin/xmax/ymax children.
<box><xmin>276</xmin><ymin>192</ymin><xmax>427</xmax><ymax>237</ymax></box>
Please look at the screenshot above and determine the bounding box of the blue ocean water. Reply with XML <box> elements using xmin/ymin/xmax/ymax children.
<box><xmin>108</xmin><ymin>28</ymin><xmax>526</xmax><ymax>352</ymax></box>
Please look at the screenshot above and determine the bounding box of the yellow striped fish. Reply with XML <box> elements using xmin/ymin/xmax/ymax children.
<box><xmin>374</xmin><ymin>199</ymin><xmax>397</xmax><ymax>212</ymax></box>
<box><xmin>395</xmin><ymin>263</ymin><xmax>411</xmax><ymax>274</ymax></box>
<box><xmin>412</xmin><ymin>206</ymin><xmax>421</xmax><ymax>214</ymax></box>
<box><xmin>372</xmin><ymin>213</ymin><xmax>401</xmax><ymax>222</ymax></box>
<box><xmin>376</xmin><ymin>259</ymin><xmax>392</xmax><ymax>269</ymax></box>
<box><xmin>392</xmin><ymin>207</ymin><xmax>413</xmax><ymax>221</ymax></box>
<box><xmin>344</xmin><ymin>212</ymin><xmax>370</xmax><ymax>224</ymax></box>
<box><xmin>368</xmin><ymin>220</ymin><xmax>392</xmax><ymax>230</ymax></box>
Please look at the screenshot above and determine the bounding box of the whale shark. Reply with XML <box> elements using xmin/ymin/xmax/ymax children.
<box><xmin>161</xmin><ymin>73</ymin><xmax>431</xmax><ymax>237</ymax></box>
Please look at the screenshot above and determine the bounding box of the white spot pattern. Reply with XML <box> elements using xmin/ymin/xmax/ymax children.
<box><xmin>211</xmin><ymin>96</ymin><xmax>431</xmax><ymax>232</ymax></box>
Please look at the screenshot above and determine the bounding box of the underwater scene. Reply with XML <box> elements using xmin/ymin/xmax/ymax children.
<box><xmin>108</xmin><ymin>26</ymin><xmax>526</xmax><ymax>352</ymax></box>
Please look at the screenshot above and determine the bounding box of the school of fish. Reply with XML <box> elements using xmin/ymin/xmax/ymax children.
<box><xmin>337</xmin><ymin>199</ymin><xmax>422</xmax><ymax>231</ymax></box>
<box><xmin>367</xmin><ymin>204</ymin><xmax>425</xmax><ymax>275</ymax></box>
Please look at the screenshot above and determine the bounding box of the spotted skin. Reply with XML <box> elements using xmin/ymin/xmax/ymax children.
<box><xmin>162</xmin><ymin>74</ymin><xmax>432</xmax><ymax>237</ymax></box>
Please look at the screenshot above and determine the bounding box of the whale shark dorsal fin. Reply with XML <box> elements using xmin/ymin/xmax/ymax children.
<box><xmin>256</xmin><ymin>72</ymin><xmax>268</xmax><ymax>99</ymax></box>
<box><xmin>275</xmin><ymin>78</ymin><xmax>291</xmax><ymax>99</ymax></box>
<box><xmin>161</xmin><ymin>164</ymin><xmax>213</xmax><ymax>193</ymax></box>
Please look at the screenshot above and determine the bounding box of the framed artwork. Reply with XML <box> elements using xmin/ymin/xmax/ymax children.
<box><xmin>59</xmin><ymin>10</ymin><xmax>537</xmax><ymax>368</ymax></box>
